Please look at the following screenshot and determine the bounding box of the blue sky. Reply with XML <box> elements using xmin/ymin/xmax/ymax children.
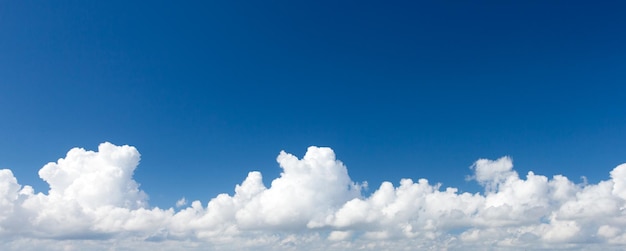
<box><xmin>2</xmin><ymin>1</ymin><xmax>626</xmax><ymax>206</ymax></box>
<box><xmin>1</xmin><ymin>2</ymin><xmax>626</xmax><ymax>249</ymax></box>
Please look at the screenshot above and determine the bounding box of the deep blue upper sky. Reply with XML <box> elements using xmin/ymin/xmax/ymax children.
<box><xmin>1</xmin><ymin>1</ymin><xmax>625</xmax><ymax>207</ymax></box>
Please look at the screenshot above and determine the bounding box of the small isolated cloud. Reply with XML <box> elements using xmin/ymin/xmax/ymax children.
<box><xmin>176</xmin><ymin>197</ymin><xmax>187</xmax><ymax>208</ymax></box>
<box><xmin>0</xmin><ymin>142</ymin><xmax>625</xmax><ymax>250</ymax></box>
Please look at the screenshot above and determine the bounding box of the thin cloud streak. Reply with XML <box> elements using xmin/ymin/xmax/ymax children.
<box><xmin>1</xmin><ymin>142</ymin><xmax>625</xmax><ymax>250</ymax></box>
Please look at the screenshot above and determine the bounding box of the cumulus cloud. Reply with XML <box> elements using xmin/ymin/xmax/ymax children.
<box><xmin>0</xmin><ymin>142</ymin><xmax>625</xmax><ymax>250</ymax></box>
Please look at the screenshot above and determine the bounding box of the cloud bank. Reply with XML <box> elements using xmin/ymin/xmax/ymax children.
<box><xmin>1</xmin><ymin>142</ymin><xmax>626</xmax><ymax>250</ymax></box>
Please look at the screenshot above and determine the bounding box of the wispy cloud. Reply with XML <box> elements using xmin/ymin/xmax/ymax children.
<box><xmin>1</xmin><ymin>142</ymin><xmax>625</xmax><ymax>250</ymax></box>
<box><xmin>176</xmin><ymin>197</ymin><xmax>187</xmax><ymax>208</ymax></box>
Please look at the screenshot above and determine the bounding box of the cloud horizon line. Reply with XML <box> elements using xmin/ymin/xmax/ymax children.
<box><xmin>1</xmin><ymin>142</ymin><xmax>625</xmax><ymax>250</ymax></box>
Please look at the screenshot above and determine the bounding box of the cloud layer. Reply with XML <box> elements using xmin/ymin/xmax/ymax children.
<box><xmin>1</xmin><ymin>142</ymin><xmax>626</xmax><ymax>250</ymax></box>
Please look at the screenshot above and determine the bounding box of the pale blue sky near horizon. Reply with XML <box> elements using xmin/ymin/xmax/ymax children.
<box><xmin>1</xmin><ymin>1</ymin><xmax>625</xmax><ymax>207</ymax></box>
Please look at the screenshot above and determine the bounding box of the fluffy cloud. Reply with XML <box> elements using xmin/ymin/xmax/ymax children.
<box><xmin>1</xmin><ymin>142</ymin><xmax>626</xmax><ymax>250</ymax></box>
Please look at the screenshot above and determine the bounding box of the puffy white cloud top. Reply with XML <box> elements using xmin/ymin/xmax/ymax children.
<box><xmin>1</xmin><ymin>142</ymin><xmax>626</xmax><ymax>250</ymax></box>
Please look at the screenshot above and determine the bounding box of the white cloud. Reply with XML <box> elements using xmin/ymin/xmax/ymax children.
<box><xmin>0</xmin><ymin>142</ymin><xmax>625</xmax><ymax>250</ymax></box>
<box><xmin>176</xmin><ymin>197</ymin><xmax>187</xmax><ymax>208</ymax></box>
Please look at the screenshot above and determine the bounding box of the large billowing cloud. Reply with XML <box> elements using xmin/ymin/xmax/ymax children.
<box><xmin>1</xmin><ymin>142</ymin><xmax>626</xmax><ymax>250</ymax></box>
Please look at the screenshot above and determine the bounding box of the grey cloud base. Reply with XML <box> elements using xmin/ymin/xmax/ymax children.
<box><xmin>1</xmin><ymin>142</ymin><xmax>626</xmax><ymax>250</ymax></box>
